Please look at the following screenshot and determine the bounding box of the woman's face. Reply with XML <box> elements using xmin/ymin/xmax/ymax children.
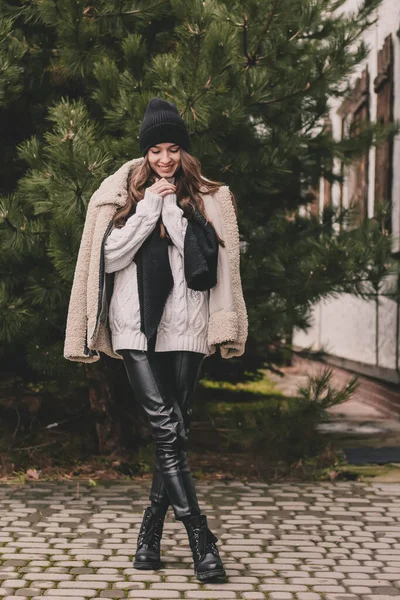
<box><xmin>147</xmin><ymin>142</ymin><xmax>181</xmax><ymax>178</ymax></box>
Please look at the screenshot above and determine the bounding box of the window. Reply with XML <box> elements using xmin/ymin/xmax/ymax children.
<box><xmin>322</xmin><ymin>116</ymin><xmax>333</xmax><ymax>210</ymax></box>
<box><xmin>337</xmin><ymin>68</ymin><xmax>370</xmax><ymax>226</ymax></box>
<box><xmin>374</xmin><ymin>34</ymin><xmax>393</xmax><ymax>229</ymax></box>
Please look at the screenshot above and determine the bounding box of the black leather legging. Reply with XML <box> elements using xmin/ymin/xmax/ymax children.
<box><xmin>120</xmin><ymin>341</ymin><xmax>205</xmax><ymax>521</ymax></box>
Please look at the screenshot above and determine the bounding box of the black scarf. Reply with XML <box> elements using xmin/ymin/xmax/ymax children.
<box><xmin>133</xmin><ymin>199</ymin><xmax>219</xmax><ymax>341</ymax></box>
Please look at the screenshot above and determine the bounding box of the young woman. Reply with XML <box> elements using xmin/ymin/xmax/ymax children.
<box><xmin>64</xmin><ymin>97</ymin><xmax>248</xmax><ymax>582</ymax></box>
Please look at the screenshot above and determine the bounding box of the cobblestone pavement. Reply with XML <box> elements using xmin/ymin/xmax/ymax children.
<box><xmin>0</xmin><ymin>480</ymin><xmax>400</xmax><ymax>600</ymax></box>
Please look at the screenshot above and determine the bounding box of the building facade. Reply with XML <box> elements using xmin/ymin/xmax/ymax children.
<box><xmin>293</xmin><ymin>0</ymin><xmax>400</xmax><ymax>384</ymax></box>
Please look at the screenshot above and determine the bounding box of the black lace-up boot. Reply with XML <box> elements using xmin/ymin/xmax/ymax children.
<box><xmin>182</xmin><ymin>514</ymin><xmax>226</xmax><ymax>581</ymax></box>
<box><xmin>134</xmin><ymin>507</ymin><xmax>165</xmax><ymax>570</ymax></box>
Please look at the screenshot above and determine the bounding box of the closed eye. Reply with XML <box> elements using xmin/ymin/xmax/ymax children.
<box><xmin>151</xmin><ymin>147</ymin><xmax>180</xmax><ymax>154</ymax></box>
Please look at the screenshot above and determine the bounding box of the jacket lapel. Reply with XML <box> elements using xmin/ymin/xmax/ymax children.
<box><xmin>93</xmin><ymin>157</ymin><xmax>144</xmax><ymax>207</ymax></box>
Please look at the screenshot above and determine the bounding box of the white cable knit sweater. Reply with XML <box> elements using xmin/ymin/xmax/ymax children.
<box><xmin>104</xmin><ymin>186</ymin><xmax>209</xmax><ymax>355</ymax></box>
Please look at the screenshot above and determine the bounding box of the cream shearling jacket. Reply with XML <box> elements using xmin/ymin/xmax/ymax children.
<box><xmin>63</xmin><ymin>157</ymin><xmax>248</xmax><ymax>363</ymax></box>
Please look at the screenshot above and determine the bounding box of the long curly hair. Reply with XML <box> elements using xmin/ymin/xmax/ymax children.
<box><xmin>111</xmin><ymin>149</ymin><xmax>226</xmax><ymax>247</ymax></box>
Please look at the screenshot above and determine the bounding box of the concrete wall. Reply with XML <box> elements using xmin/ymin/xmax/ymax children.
<box><xmin>293</xmin><ymin>0</ymin><xmax>400</xmax><ymax>377</ymax></box>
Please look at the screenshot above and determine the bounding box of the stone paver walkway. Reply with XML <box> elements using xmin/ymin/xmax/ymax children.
<box><xmin>0</xmin><ymin>480</ymin><xmax>400</xmax><ymax>600</ymax></box>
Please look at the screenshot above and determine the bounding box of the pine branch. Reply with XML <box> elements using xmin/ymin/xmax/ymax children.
<box><xmin>249</xmin><ymin>70</ymin><xmax>331</xmax><ymax>104</ymax></box>
<box><xmin>239</xmin><ymin>0</ymin><xmax>281</xmax><ymax>68</ymax></box>
<box><xmin>12</xmin><ymin>407</ymin><xmax>21</xmax><ymax>441</ymax></box>
<box><xmin>243</xmin><ymin>12</ymin><xmax>250</xmax><ymax>61</ymax></box>
<box><xmin>2</xmin><ymin>216</ymin><xmax>18</xmax><ymax>232</ymax></box>
<box><xmin>12</xmin><ymin>441</ymin><xmax>58</xmax><ymax>452</ymax></box>
<box><xmin>83</xmin><ymin>2</ymin><xmax>166</xmax><ymax>19</ymax></box>
<box><xmin>254</xmin><ymin>0</ymin><xmax>280</xmax><ymax>57</ymax></box>
<box><xmin>191</xmin><ymin>77</ymin><xmax>213</xmax><ymax>105</ymax></box>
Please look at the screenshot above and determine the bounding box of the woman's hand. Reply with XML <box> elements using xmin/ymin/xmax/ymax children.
<box><xmin>147</xmin><ymin>177</ymin><xmax>176</xmax><ymax>197</ymax></box>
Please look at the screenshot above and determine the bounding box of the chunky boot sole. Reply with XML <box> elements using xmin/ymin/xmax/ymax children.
<box><xmin>195</xmin><ymin>566</ymin><xmax>226</xmax><ymax>581</ymax></box>
<box><xmin>133</xmin><ymin>558</ymin><xmax>162</xmax><ymax>570</ymax></box>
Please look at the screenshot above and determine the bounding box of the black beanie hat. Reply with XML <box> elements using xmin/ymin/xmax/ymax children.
<box><xmin>139</xmin><ymin>97</ymin><xmax>190</xmax><ymax>156</ymax></box>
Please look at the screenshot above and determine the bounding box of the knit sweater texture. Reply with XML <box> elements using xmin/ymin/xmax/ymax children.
<box><xmin>104</xmin><ymin>187</ymin><xmax>209</xmax><ymax>354</ymax></box>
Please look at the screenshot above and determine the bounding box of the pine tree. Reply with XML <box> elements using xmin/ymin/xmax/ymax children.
<box><xmin>0</xmin><ymin>0</ymin><xmax>396</xmax><ymax>451</ymax></box>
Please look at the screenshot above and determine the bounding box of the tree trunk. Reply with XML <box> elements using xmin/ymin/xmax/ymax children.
<box><xmin>283</xmin><ymin>327</ymin><xmax>294</xmax><ymax>366</ymax></box>
<box><xmin>84</xmin><ymin>359</ymin><xmax>123</xmax><ymax>454</ymax></box>
<box><xmin>84</xmin><ymin>356</ymin><xmax>147</xmax><ymax>454</ymax></box>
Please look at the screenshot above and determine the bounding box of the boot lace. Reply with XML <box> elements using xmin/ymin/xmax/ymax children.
<box><xmin>137</xmin><ymin>508</ymin><xmax>164</xmax><ymax>552</ymax></box>
<box><xmin>191</xmin><ymin>522</ymin><xmax>220</xmax><ymax>562</ymax></box>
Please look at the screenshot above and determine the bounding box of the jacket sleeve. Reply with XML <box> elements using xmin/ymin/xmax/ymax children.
<box><xmin>161</xmin><ymin>192</ymin><xmax>187</xmax><ymax>256</ymax></box>
<box><xmin>104</xmin><ymin>189</ymin><xmax>163</xmax><ymax>273</ymax></box>
<box><xmin>63</xmin><ymin>193</ymin><xmax>101</xmax><ymax>363</ymax></box>
<box><xmin>207</xmin><ymin>187</ymin><xmax>248</xmax><ymax>359</ymax></box>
